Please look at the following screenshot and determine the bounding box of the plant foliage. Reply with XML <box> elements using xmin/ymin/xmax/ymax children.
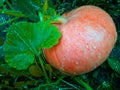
<box><xmin>0</xmin><ymin>0</ymin><xmax>120</xmax><ymax>90</ymax></box>
<box><xmin>3</xmin><ymin>21</ymin><xmax>61</xmax><ymax>70</ymax></box>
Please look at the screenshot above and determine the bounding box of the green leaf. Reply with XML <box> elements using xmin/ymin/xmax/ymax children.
<box><xmin>4</xmin><ymin>21</ymin><xmax>61</xmax><ymax>70</ymax></box>
<box><xmin>0</xmin><ymin>0</ymin><xmax>4</xmax><ymax>6</ymax></box>
<box><xmin>37</xmin><ymin>0</ymin><xmax>58</xmax><ymax>21</ymax></box>
<box><xmin>108</xmin><ymin>58</ymin><xmax>120</xmax><ymax>74</ymax></box>
<box><xmin>42</xmin><ymin>0</ymin><xmax>48</xmax><ymax>12</ymax></box>
<box><xmin>108</xmin><ymin>45</ymin><xmax>120</xmax><ymax>74</ymax></box>
<box><xmin>30</xmin><ymin>0</ymin><xmax>41</xmax><ymax>9</ymax></box>
<box><xmin>43</xmin><ymin>7</ymin><xmax>58</xmax><ymax>20</ymax></box>
<box><xmin>11</xmin><ymin>0</ymin><xmax>41</xmax><ymax>21</ymax></box>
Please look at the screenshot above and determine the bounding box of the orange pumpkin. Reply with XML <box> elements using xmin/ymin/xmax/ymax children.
<box><xmin>43</xmin><ymin>5</ymin><xmax>117</xmax><ymax>75</ymax></box>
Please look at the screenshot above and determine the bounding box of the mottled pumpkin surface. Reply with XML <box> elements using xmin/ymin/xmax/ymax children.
<box><xmin>43</xmin><ymin>5</ymin><xmax>117</xmax><ymax>75</ymax></box>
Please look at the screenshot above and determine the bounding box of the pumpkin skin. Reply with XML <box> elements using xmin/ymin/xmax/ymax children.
<box><xmin>43</xmin><ymin>5</ymin><xmax>117</xmax><ymax>75</ymax></box>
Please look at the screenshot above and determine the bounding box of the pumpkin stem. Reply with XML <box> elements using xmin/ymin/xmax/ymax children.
<box><xmin>51</xmin><ymin>16</ymin><xmax>67</xmax><ymax>25</ymax></box>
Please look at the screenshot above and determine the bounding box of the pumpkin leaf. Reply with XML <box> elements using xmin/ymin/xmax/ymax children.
<box><xmin>29</xmin><ymin>65</ymin><xmax>42</xmax><ymax>77</ymax></box>
<box><xmin>108</xmin><ymin>58</ymin><xmax>120</xmax><ymax>74</ymax></box>
<box><xmin>108</xmin><ymin>45</ymin><xmax>120</xmax><ymax>74</ymax></box>
<box><xmin>3</xmin><ymin>21</ymin><xmax>61</xmax><ymax>70</ymax></box>
<box><xmin>11</xmin><ymin>0</ymin><xmax>41</xmax><ymax>21</ymax></box>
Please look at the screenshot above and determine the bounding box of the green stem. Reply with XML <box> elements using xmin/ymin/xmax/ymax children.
<box><xmin>5</xmin><ymin>0</ymin><xmax>15</xmax><ymax>10</ymax></box>
<box><xmin>0</xmin><ymin>9</ymin><xmax>25</xmax><ymax>17</ymax></box>
<box><xmin>61</xmin><ymin>80</ymin><xmax>80</xmax><ymax>89</ymax></box>
<box><xmin>54</xmin><ymin>75</ymin><xmax>66</xmax><ymax>85</ymax></box>
<box><xmin>0</xmin><ymin>17</ymin><xmax>18</xmax><ymax>26</ymax></box>
<box><xmin>74</xmin><ymin>77</ymin><xmax>93</xmax><ymax>90</ymax></box>
<box><xmin>38</xmin><ymin>12</ymin><xmax>43</xmax><ymax>22</ymax></box>
<box><xmin>55</xmin><ymin>16</ymin><xmax>67</xmax><ymax>24</ymax></box>
<box><xmin>51</xmin><ymin>16</ymin><xmax>67</xmax><ymax>24</ymax></box>
<box><xmin>34</xmin><ymin>56</ymin><xmax>43</xmax><ymax>75</ymax></box>
<box><xmin>38</xmin><ymin>55</ymin><xmax>50</xmax><ymax>83</ymax></box>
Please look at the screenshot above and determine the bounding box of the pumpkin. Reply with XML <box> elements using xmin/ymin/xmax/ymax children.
<box><xmin>43</xmin><ymin>5</ymin><xmax>117</xmax><ymax>75</ymax></box>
